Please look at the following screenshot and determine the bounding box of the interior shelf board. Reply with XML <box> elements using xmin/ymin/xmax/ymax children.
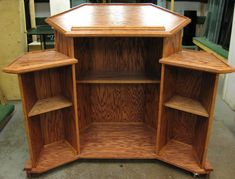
<box><xmin>164</xmin><ymin>95</ymin><xmax>209</xmax><ymax>117</ymax></box>
<box><xmin>79</xmin><ymin>122</ymin><xmax>157</xmax><ymax>159</ymax></box>
<box><xmin>30</xmin><ymin>140</ymin><xmax>78</xmax><ymax>173</ymax></box>
<box><xmin>28</xmin><ymin>95</ymin><xmax>72</xmax><ymax>117</ymax></box>
<box><xmin>160</xmin><ymin>50</ymin><xmax>235</xmax><ymax>74</ymax></box>
<box><xmin>159</xmin><ymin>139</ymin><xmax>205</xmax><ymax>174</ymax></box>
<box><xmin>76</xmin><ymin>72</ymin><xmax>160</xmax><ymax>84</ymax></box>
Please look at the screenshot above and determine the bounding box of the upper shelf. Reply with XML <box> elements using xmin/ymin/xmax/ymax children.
<box><xmin>3</xmin><ymin>50</ymin><xmax>77</xmax><ymax>74</ymax></box>
<box><xmin>46</xmin><ymin>3</ymin><xmax>190</xmax><ymax>37</ymax></box>
<box><xmin>160</xmin><ymin>50</ymin><xmax>235</xmax><ymax>74</ymax></box>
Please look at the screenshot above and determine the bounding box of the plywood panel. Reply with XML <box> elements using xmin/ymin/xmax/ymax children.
<box><xmin>39</xmin><ymin>110</ymin><xmax>65</xmax><ymax>145</ymax></box>
<box><xmin>80</xmin><ymin>122</ymin><xmax>156</xmax><ymax>158</ymax></box>
<box><xmin>74</xmin><ymin>37</ymin><xmax>163</xmax><ymax>77</ymax></box>
<box><xmin>55</xmin><ymin>31</ymin><xmax>74</xmax><ymax>57</ymax></box>
<box><xmin>162</xmin><ymin>31</ymin><xmax>182</xmax><ymax>57</ymax></box>
<box><xmin>90</xmin><ymin>84</ymin><xmax>145</xmax><ymax>123</ymax></box>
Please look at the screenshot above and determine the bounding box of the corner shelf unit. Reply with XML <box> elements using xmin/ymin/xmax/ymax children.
<box><xmin>3</xmin><ymin>50</ymin><xmax>79</xmax><ymax>173</ymax></box>
<box><xmin>3</xmin><ymin>4</ymin><xmax>235</xmax><ymax>176</ymax></box>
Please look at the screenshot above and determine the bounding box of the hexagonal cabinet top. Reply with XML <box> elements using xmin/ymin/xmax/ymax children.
<box><xmin>46</xmin><ymin>3</ymin><xmax>191</xmax><ymax>37</ymax></box>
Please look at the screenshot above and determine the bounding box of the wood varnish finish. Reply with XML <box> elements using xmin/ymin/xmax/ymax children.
<box><xmin>3</xmin><ymin>4</ymin><xmax>235</xmax><ymax>176</ymax></box>
<box><xmin>160</xmin><ymin>50</ymin><xmax>235</xmax><ymax>73</ymax></box>
<box><xmin>46</xmin><ymin>4</ymin><xmax>190</xmax><ymax>37</ymax></box>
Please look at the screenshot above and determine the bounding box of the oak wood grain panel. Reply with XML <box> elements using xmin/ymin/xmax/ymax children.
<box><xmin>90</xmin><ymin>84</ymin><xmax>145</xmax><ymax>123</ymax></box>
<box><xmin>71</xmin><ymin>64</ymin><xmax>80</xmax><ymax>153</ymax></box>
<box><xmin>62</xmin><ymin>107</ymin><xmax>79</xmax><ymax>154</ymax></box>
<box><xmin>20</xmin><ymin>73</ymin><xmax>38</xmax><ymax>114</ymax></box>
<box><xmin>74</xmin><ymin>37</ymin><xmax>163</xmax><ymax>78</ymax></box>
<box><xmin>144</xmin><ymin>85</ymin><xmax>159</xmax><ymax>129</ymax></box>
<box><xmin>80</xmin><ymin>122</ymin><xmax>156</xmax><ymax>158</ymax></box>
<box><xmin>193</xmin><ymin>116</ymin><xmax>208</xmax><ymax>166</ymax></box>
<box><xmin>39</xmin><ymin>110</ymin><xmax>65</xmax><ymax>145</ymax></box>
<box><xmin>164</xmin><ymin>95</ymin><xmax>209</xmax><ymax>117</ymax></box>
<box><xmin>55</xmin><ymin>31</ymin><xmax>75</xmax><ymax>57</ymax></box>
<box><xmin>77</xmin><ymin>85</ymin><xmax>92</xmax><ymax>130</ymax></box>
<box><xmin>29</xmin><ymin>140</ymin><xmax>78</xmax><ymax>173</ymax></box>
<box><xmin>160</xmin><ymin>50</ymin><xmax>235</xmax><ymax>74</ymax></box>
<box><xmin>34</xmin><ymin>68</ymin><xmax>62</xmax><ymax>99</ymax></box>
<box><xmin>159</xmin><ymin>139</ymin><xmax>208</xmax><ymax>174</ymax></box>
<box><xmin>3</xmin><ymin>50</ymin><xmax>77</xmax><ymax>74</ymax></box>
<box><xmin>200</xmin><ymin>75</ymin><xmax>219</xmax><ymax>167</ymax></box>
<box><xmin>162</xmin><ymin>31</ymin><xmax>182</xmax><ymax>57</ymax></box>
<box><xmin>19</xmin><ymin>75</ymin><xmax>43</xmax><ymax>167</ymax></box>
<box><xmin>175</xmin><ymin>68</ymin><xmax>202</xmax><ymax>99</ymax></box>
<box><xmin>27</xmin><ymin>116</ymin><xmax>44</xmax><ymax>167</ymax></box>
<box><xmin>28</xmin><ymin>96</ymin><xmax>72</xmax><ymax>117</ymax></box>
<box><xmin>167</xmin><ymin>109</ymin><xmax>197</xmax><ymax>145</ymax></box>
<box><xmin>58</xmin><ymin>65</ymin><xmax>79</xmax><ymax>152</ymax></box>
<box><xmin>157</xmin><ymin>65</ymin><xmax>176</xmax><ymax>152</ymax></box>
<box><xmin>199</xmin><ymin>73</ymin><xmax>216</xmax><ymax>113</ymax></box>
<box><xmin>46</xmin><ymin>4</ymin><xmax>190</xmax><ymax>37</ymax></box>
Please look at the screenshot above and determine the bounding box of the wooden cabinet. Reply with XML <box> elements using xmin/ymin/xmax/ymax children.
<box><xmin>3</xmin><ymin>3</ymin><xmax>235</xmax><ymax>176</ymax></box>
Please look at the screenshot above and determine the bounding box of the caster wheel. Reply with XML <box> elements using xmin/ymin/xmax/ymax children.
<box><xmin>193</xmin><ymin>173</ymin><xmax>200</xmax><ymax>177</ymax></box>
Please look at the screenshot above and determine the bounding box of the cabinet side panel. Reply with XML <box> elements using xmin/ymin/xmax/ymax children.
<box><xmin>175</xmin><ymin>68</ymin><xmax>202</xmax><ymax>99</ymax></box>
<box><xmin>157</xmin><ymin>65</ymin><xmax>176</xmax><ymax>151</ymax></box>
<box><xmin>20</xmin><ymin>73</ymin><xmax>37</xmax><ymax>113</ymax></box>
<box><xmin>144</xmin><ymin>85</ymin><xmax>159</xmax><ymax>129</ymax></box>
<box><xmin>202</xmin><ymin>74</ymin><xmax>219</xmax><ymax>167</ymax></box>
<box><xmin>34</xmin><ymin>69</ymin><xmax>62</xmax><ymax>99</ymax></box>
<box><xmin>55</xmin><ymin>30</ymin><xmax>74</xmax><ymax>57</ymax></box>
<box><xmin>193</xmin><ymin>73</ymin><xmax>216</xmax><ymax>165</ymax></box>
<box><xmin>162</xmin><ymin>31</ymin><xmax>182</xmax><ymax>57</ymax></box>
<box><xmin>40</xmin><ymin>110</ymin><xmax>65</xmax><ymax>144</ymax></box>
<box><xmin>19</xmin><ymin>75</ymin><xmax>43</xmax><ymax>167</ymax></box>
<box><xmin>167</xmin><ymin>109</ymin><xmax>197</xmax><ymax>145</ymax></box>
<box><xmin>193</xmin><ymin>116</ymin><xmax>208</xmax><ymax>165</ymax></box>
<box><xmin>77</xmin><ymin>85</ymin><xmax>92</xmax><ymax>130</ymax></box>
<box><xmin>60</xmin><ymin>66</ymin><xmax>80</xmax><ymax>152</ymax></box>
<box><xmin>34</xmin><ymin>69</ymin><xmax>65</xmax><ymax>145</ymax></box>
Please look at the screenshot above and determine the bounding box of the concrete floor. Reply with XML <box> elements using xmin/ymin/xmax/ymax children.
<box><xmin>0</xmin><ymin>77</ymin><xmax>235</xmax><ymax>179</ymax></box>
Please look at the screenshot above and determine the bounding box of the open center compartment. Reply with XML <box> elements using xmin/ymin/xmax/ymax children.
<box><xmin>74</xmin><ymin>37</ymin><xmax>163</xmax><ymax>158</ymax></box>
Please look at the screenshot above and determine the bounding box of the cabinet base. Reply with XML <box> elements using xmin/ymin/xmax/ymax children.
<box><xmin>24</xmin><ymin>156</ymin><xmax>213</xmax><ymax>176</ymax></box>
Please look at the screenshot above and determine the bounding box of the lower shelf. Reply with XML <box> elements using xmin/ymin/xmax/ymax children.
<box><xmin>28</xmin><ymin>140</ymin><xmax>78</xmax><ymax>173</ymax></box>
<box><xmin>80</xmin><ymin>122</ymin><xmax>157</xmax><ymax>159</ymax></box>
<box><xmin>159</xmin><ymin>139</ymin><xmax>210</xmax><ymax>174</ymax></box>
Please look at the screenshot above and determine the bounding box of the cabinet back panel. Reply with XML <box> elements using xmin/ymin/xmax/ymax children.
<box><xmin>39</xmin><ymin>110</ymin><xmax>65</xmax><ymax>145</ymax></box>
<box><xmin>175</xmin><ymin>68</ymin><xmax>202</xmax><ymax>99</ymax></box>
<box><xmin>74</xmin><ymin>37</ymin><xmax>163</xmax><ymax>76</ymax></box>
<box><xmin>167</xmin><ymin>109</ymin><xmax>197</xmax><ymax>145</ymax></box>
<box><xmin>77</xmin><ymin>84</ymin><xmax>159</xmax><ymax>130</ymax></box>
<box><xmin>90</xmin><ymin>84</ymin><xmax>145</xmax><ymax>122</ymax></box>
<box><xmin>34</xmin><ymin>69</ymin><xmax>62</xmax><ymax>99</ymax></box>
